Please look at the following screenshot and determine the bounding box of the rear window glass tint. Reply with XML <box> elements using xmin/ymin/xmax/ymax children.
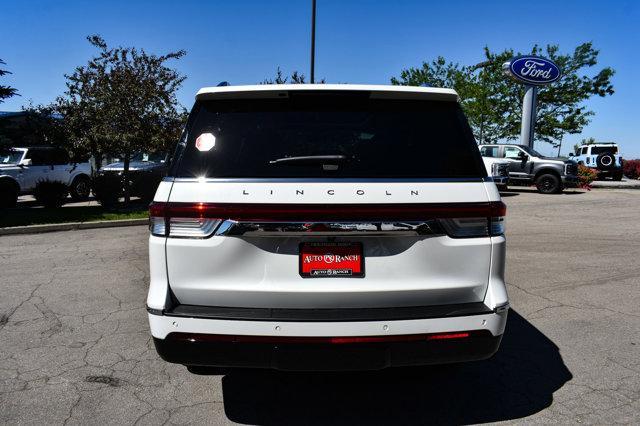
<box><xmin>172</xmin><ymin>92</ymin><xmax>485</xmax><ymax>179</ymax></box>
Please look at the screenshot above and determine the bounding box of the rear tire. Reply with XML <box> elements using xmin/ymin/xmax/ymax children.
<box><xmin>612</xmin><ymin>171</ymin><xmax>623</xmax><ymax>181</ymax></box>
<box><xmin>535</xmin><ymin>173</ymin><xmax>561</xmax><ymax>194</ymax></box>
<box><xmin>0</xmin><ymin>181</ymin><xmax>18</xmax><ymax>208</ymax></box>
<box><xmin>70</xmin><ymin>175</ymin><xmax>91</xmax><ymax>201</ymax></box>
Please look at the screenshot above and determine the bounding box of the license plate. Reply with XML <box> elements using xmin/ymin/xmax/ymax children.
<box><xmin>299</xmin><ymin>242</ymin><xmax>364</xmax><ymax>278</ymax></box>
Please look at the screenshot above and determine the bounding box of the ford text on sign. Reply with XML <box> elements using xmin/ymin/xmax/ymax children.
<box><xmin>505</xmin><ymin>56</ymin><xmax>561</xmax><ymax>85</ymax></box>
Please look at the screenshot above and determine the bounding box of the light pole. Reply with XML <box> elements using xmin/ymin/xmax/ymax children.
<box><xmin>310</xmin><ymin>0</ymin><xmax>316</xmax><ymax>83</ymax></box>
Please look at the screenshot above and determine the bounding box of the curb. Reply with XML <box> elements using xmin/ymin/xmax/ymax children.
<box><xmin>0</xmin><ymin>218</ymin><xmax>148</xmax><ymax>236</ymax></box>
<box><xmin>591</xmin><ymin>181</ymin><xmax>640</xmax><ymax>189</ymax></box>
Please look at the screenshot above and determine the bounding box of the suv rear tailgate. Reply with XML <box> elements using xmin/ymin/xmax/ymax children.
<box><xmin>165</xmin><ymin>180</ymin><xmax>492</xmax><ymax>309</ymax></box>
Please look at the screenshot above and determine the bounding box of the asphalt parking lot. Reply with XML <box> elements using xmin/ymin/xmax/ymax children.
<box><xmin>1</xmin><ymin>188</ymin><xmax>639</xmax><ymax>425</ymax></box>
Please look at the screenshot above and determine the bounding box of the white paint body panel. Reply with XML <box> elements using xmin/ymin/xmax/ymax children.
<box><xmin>157</xmin><ymin>181</ymin><xmax>501</xmax><ymax>309</ymax></box>
<box><xmin>166</xmin><ymin>180</ymin><xmax>491</xmax><ymax>204</ymax></box>
<box><xmin>149</xmin><ymin>311</ymin><xmax>508</xmax><ymax>339</ymax></box>
<box><xmin>196</xmin><ymin>84</ymin><xmax>459</xmax><ymax>102</ymax></box>
<box><xmin>166</xmin><ymin>233</ymin><xmax>491</xmax><ymax>308</ymax></box>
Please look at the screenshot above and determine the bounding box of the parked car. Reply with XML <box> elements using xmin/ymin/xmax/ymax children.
<box><xmin>481</xmin><ymin>154</ymin><xmax>510</xmax><ymax>191</ymax></box>
<box><xmin>94</xmin><ymin>152</ymin><xmax>168</xmax><ymax>204</ymax></box>
<box><xmin>0</xmin><ymin>146</ymin><xmax>92</xmax><ymax>207</ymax></box>
<box><xmin>479</xmin><ymin>144</ymin><xmax>578</xmax><ymax>194</ymax></box>
<box><xmin>148</xmin><ymin>84</ymin><xmax>509</xmax><ymax>373</ymax></box>
<box><xmin>569</xmin><ymin>143</ymin><xmax>623</xmax><ymax>180</ymax></box>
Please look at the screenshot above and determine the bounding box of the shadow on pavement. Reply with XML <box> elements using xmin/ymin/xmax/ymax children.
<box><xmin>502</xmin><ymin>188</ymin><xmax>585</xmax><ymax>196</ymax></box>
<box><xmin>221</xmin><ymin>310</ymin><xmax>572</xmax><ymax>425</ymax></box>
<box><xmin>17</xmin><ymin>195</ymin><xmax>99</xmax><ymax>208</ymax></box>
<box><xmin>499</xmin><ymin>191</ymin><xmax>520</xmax><ymax>197</ymax></box>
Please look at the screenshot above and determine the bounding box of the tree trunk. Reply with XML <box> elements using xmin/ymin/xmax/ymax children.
<box><xmin>123</xmin><ymin>150</ymin><xmax>131</xmax><ymax>206</ymax></box>
<box><xmin>90</xmin><ymin>138</ymin><xmax>101</xmax><ymax>171</ymax></box>
<box><xmin>556</xmin><ymin>136</ymin><xmax>563</xmax><ymax>157</ymax></box>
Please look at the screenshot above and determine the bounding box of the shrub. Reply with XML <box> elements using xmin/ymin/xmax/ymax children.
<box><xmin>0</xmin><ymin>180</ymin><xmax>19</xmax><ymax>208</ymax></box>
<box><xmin>577</xmin><ymin>164</ymin><xmax>599</xmax><ymax>189</ymax></box>
<box><xmin>33</xmin><ymin>179</ymin><xmax>68</xmax><ymax>208</ymax></box>
<box><xmin>92</xmin><ymin>173</ymin><xmax>122</xmax><ymax>207</ymax></box>
<box><xmin>131</xmin><ymin>171</ymin><xmax>162</xmax><ymax>202</ymax></box>
<box><xmin>623</xmin><ymin>159</ymin><xmax>640</xmax><ymax>180</ymax></box>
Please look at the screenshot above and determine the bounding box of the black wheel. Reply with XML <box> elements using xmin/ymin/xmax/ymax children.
<box><xmin>535</xmin><ymin>173</ymin><xmax>561</xmax><ymax>194</ymax></box>
<box><xmin>612</xmin><ymin>171</ymin><xmax>623</xmax><ymax>181</ymax></box>
<box><xmin>70</xmin><ymin>175</ymin><xmax>91</xmax><ymax>201</ymax></box>
<box><xmin>0</xmin><ymin>180</ymin><xmax>19</xmax><ymax>208</ymax></box>
<box><xmin>496</xmin><ymin>184</ymin><xmax>508</xmax><ymax>191</ymax></box>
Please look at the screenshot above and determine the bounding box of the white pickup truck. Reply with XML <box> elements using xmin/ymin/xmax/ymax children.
<box><xmin>0</xmin><ymin>146</ymin><xmax>92</xmax><ymax>207</ymax></box>
<box><xmin>481</xmin><ymin>156</ymin><xmax>510</xmax><ymax>191</ymax></box>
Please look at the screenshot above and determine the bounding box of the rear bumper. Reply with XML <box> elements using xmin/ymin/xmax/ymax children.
<box><xmin>148</xmin><ymin>308</ymin><xmax>507</xmax><ymax>371</ymax></box>
<box><xmin>153</xmin><ymin>331</ymin><xmax>502</xmax><ymax>371</ymax></box>
<box><xmin>596</xmin><ymin>168</ymin><xmax>622</xmax><ymax>176</ymax></box>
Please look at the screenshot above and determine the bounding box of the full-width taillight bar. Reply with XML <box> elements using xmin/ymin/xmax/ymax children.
<box><xmin>150</xmin><ymin>202</ymin><xmax>506</xmax><ymax>221</ymax></box>
<box><xmin>149</xmin><ymin>201</ymin><xmax>506</xmax><ymax>238</ymax></box>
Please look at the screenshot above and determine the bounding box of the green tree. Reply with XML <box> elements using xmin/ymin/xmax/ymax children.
<box><xmin>392</xmin><ymin>43</ymin><xmax>615</xmax><ymax>148</ymax></box>
<box><xmin>19</xmin><ymin>103</ymin><xmax>67</xmax><ymax>148</ymax></box>
<box><xmin>262</xmin><ymin>67</ymin><xmax>325</xmax><ymax>84</ymax></box>
<box><xmin>56</xmin><ymin>35</ymin><xmax>187</xmax><ymax>204</ymax></box>
<box><xmin>0</xmin><ymin>59</ymin><xmax>18</xmax><ymax>103</ymax></box>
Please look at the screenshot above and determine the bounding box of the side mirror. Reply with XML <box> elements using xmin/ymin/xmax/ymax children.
<box><xmin>568</xmin><ymin>153</ymin><xmax>574</xmax><ymax>157</ymax></box>
<box><xmin>517</xmin><ymin>152</ymin><xmax>528</xmax><ymax>161</ymax></box>
<box><xmin>19</xmin><ymin>159</ymin><xmax>32</xmax><ymax>166</ymax></box>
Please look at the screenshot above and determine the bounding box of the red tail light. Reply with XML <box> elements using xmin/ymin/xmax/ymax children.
<box><xmin>149</xmin><ymin>201</ymin><xmax>506</xmax><ymax>238</ymax></box>
<box><xmin>150</xmin><ymin>201</ymin><xmax>506</xmax><ymax>220</ymax></box>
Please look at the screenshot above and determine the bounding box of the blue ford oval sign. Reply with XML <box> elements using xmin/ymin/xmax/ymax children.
<box><xmin>503</xmin><ymin>56</ymin><xmax>561</xmax><ymax>85</ymax></box>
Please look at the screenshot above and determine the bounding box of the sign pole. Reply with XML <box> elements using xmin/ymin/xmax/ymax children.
<box><xmin>520</xmin><ymin>85</ymin><xmax>537</xmax><ymax>148</ymax></box>
<box><xmin>504</xmin><ymin>56</ymin><xmax>560</xmax><ymax>150</ymax></box>
<box><xmin>310</xmin><ymin>0</ymin><xmax>316</xmax><ymax>84</ymax></box>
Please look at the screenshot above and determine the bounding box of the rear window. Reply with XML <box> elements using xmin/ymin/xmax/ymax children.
<box><xmin>171</xmin><ymin>92</ymin><xmax>485</xmax><ymax>179</ymax></box>
<box><xmin>591</xmin><ymin>146</ymin><xmax>617</xmax><ymax>155</ymax></box>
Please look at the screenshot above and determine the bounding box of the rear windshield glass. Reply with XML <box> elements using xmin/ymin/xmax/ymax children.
<box><xmin>171</xmin><ymin>92</ymin><xmax>485</xmax><ymax>179</ymax></box>
<box><xmin>591</xmin><ymin>146</ymin><xmax>617</xmax><ymax>155</ymax></box>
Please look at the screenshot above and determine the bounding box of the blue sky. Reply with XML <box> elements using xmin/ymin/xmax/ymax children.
<box><xmin>2</xmin><ymin>0</ymin><xmax>639</xmax><ymax>157</ymax></box>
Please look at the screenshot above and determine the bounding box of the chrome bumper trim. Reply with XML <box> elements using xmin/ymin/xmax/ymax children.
<box><xmin>214</xmin><ymin>220</ymin><xmax>444</xmax><ymax>237</ymax></box>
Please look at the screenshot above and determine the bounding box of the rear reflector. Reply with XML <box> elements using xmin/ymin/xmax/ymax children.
<box><xmin>149</xmin><ymin>202</ymin><xmax>506</xmax><ymax>238</ymax></box>
<box><xmin>166</xmin><ymin>331</ymin><xmax>476</xmax><ymax>344</ymax></box>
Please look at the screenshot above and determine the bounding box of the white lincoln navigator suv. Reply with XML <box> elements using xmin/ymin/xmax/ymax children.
<box><xmin>147</xmin><ymin>84</ymin><xmax>508</xmax><ymax>372</ymax></box>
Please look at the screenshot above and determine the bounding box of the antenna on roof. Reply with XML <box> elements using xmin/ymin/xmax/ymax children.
<box><xmin>217</xmin><ymin>81</ymin><xmax>230</xmax><ymax>87</ymax></box>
